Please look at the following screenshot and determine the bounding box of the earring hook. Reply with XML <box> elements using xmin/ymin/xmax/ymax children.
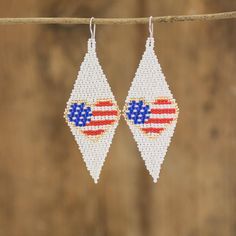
<box><xmin>89</xmin><ymin>17</ymin><xmax>96</xmax><ymax>39</ymax></box>
<box><xmin>149</xmin><ymin>16</ymin><xmax>154</xmax><ymax>38</ymax></box>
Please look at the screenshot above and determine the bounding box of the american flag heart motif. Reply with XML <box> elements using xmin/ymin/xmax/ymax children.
<box><xmin>125</xmin><ymin>98</ymin><xmax>178</xmax><ymax>138</ymax></box>
<box><xmin>66</xmin><ymin>100</ymin><xmax>119</xmax><ymax>138</ymax></box>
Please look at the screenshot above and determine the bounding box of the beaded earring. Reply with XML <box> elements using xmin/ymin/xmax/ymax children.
<box><xmin>123</xmin><ymin>17</ymin><xmax>179</xmax><ymax>182</ymax></box>
<box><xmin>64</xmin><ymin>18</ymin><xmax>120</xmax><ymax>183</ymax></box>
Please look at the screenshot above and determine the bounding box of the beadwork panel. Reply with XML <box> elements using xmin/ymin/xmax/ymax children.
<box><xmin>64</xmin><ymin>38</ymin><xmax>120</xmax><ymax>183</ymax></box>
<box><xmin>123</xmin><ymin>37</ymin><xmax>179</xmax><ymax>182</ymax></box>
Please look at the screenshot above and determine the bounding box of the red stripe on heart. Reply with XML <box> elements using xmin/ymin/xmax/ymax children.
<box><xmin>95</xmin><ymin>101</ymin><xmax>114</xmax><ymax>106</ymax></box>
<box><xmin>82</xmin><ymin>130</ymin><xmax>105</xmax><ymax>136</ymax></box>
<box><xmin>93</xmin><ymin>110</ymin><xmax>118</xmax><ymax>116</ymax></box>
<box><xmin>146</xmin><ymin>118</ymin><xmax>174</xmax><ymax>124</ymax></box>
<box><xmin>142</xmin><ymin>128</ymin><xmax>164</xmax><ymax>134</ymax></box>
<box><xmin>154</xmin><ymin>99</ymin><xmax>172</xmax><ymax>105</ymax></box>
<box><xmin>151</xmin><ymin>108</ymin><xmax>176</xmax><ymax>114</ymax></box>
<box><xmin>86</xmin><ymin>120</ymin><xmax>115</xmax><ymax>126</ymax></box>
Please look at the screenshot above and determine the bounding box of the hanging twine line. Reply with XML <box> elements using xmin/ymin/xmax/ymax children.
<box><xmin>0</xmin><ymin>11</ymin><xmax>235</xmax><ymax>25</ymax></box>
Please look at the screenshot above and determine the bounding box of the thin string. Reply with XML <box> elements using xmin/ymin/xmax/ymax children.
<box><xmin>0</xmin><ymin>11</ymin><xmax>235</xmax><ymax>25</ymax></box>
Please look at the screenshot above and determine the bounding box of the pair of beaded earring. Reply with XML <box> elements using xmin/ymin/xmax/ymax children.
<box><xmin>64</xmin><ymin>17</ymin><xmax>179</xmax><ymax>183</ymax></box>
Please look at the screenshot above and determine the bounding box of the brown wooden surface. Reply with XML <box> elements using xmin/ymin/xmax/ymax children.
<box><xmin>0</xmin><ymin>0</ymin><xmax>236</xmax><ymax>236</ymax></box>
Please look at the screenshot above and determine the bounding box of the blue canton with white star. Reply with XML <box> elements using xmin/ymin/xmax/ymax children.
<box><xmin>67</xmin><ymin>103</ymin><xmax>92</xmax><ymax>127</ymax></box>
<box><xmin>126</xmin><ymin>100</ymin><xmax>151</xmax><ymax>124</ymax></box>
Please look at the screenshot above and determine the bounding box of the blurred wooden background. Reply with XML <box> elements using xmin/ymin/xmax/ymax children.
<box><xmin>0</xmin><ymin>0</ymin><xmax>236</xmax><ymax>236</ymax></box>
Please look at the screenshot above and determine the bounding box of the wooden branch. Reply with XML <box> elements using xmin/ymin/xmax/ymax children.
<box><xmin>0</xmin><ymin>11</ymin><xmax>235</xmax><ymax>25</ymax></box>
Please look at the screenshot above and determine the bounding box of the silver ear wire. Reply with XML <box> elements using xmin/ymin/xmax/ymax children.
<box><xmin>89</xmin><ymin>17</ymin><xmax>96</xmax><ymax>39</ymax></box>
<box><xmin>149</xmin><ymin>16</ymin><xmax>154</xmax><ymax>38</ymax></box>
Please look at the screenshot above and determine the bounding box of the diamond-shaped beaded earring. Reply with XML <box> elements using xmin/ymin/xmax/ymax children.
<box><xmin>123</xmin><ymin>16</ymin><xmax>179</xmax><ymax>182</ymax></box>
<box><xmin>64</xmin><ymin>18</ymin><xmax>120</xmax><ymax>183</ymax></box>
